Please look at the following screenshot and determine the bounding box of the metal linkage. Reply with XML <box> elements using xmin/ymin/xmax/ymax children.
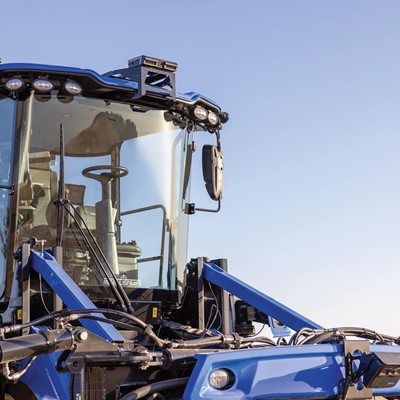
<box><xmin>202</xmin><ymin>261</ymin><xmax>323</xmax><ymax>332</ymax></box>
<box><xmin>30</xmin><ymin>250</ymin><xmax>124</xmax><ymax>343</ymax></box>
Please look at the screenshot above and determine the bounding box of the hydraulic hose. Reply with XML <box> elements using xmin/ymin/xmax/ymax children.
<box><xmin>0</xmin><ymin>308</ymin><xmax>167</xmax><ymax>347</ymax></box>
<box><xmin>0</xmin><ymin>328</ymin><xmax>76</xmax><ymax>363</ymax></box>
<box><xmin>119</xmin><ymin>377</ymin><xmax>189</xmax><ymax>400</ymax></box>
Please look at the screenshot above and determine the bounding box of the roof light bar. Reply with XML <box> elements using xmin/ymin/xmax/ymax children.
<box><xmin>193</xmin><ymin>106</ymin><xmax>220</xmax><ymax>126</ymax></box>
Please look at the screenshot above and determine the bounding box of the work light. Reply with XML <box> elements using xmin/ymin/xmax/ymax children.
<box><xmin>63</xmin><ymin>81</ymin><xmax>82</xmax><ymax>95</ymax></box>
<box><xmin>5</xmin><ymin>77</ymin><xmax>25</xmax><ymax>92</ymax></box>
<box><xmin>32</xmin><ymin>78</ymin><xmax>54</xmax><ymax>93</ymax></box>
<box><xmin>194</xmin><ymin>106</ymin><xmax>208</xmax><ymax>120</ymax></box>
<box><xmin>209</xmin><ymin>368</ymin><xmax>234</xmax><ymax>390</ymax></box>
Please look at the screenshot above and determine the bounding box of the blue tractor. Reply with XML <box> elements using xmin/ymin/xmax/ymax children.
<box><xmin>0</xmin><ymin>55</ymin><xmax>398</xmax><ymax>399</ymax></box>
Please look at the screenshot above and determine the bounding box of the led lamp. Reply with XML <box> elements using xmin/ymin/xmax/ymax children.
<box><xmin>32</xmin><ymin>79</ymin><xmax>54</xmax><ymax>93</ymax></box>
<box><xmin>63</xmin><ymin>81</ymin><xmax>82</xmax><ymax>95</ymax></box>
<box><xmin>208</xmin><ymin>111</ymin><xmax>219</xmax><ymax>125</ymax></box>
<box><xmin>209</xmin><ymin>369</ymin><xmax>232</xmax><ymax>390</ymax></box>
<box><xmin>194</xmin><ymin>106</ymin><xmax>208</xmax><ymax>120</ymax></box>
<box><xmin>5</xmin><ymin>78</ymin><xmax>25</xmax><ymax>92</ymax></box>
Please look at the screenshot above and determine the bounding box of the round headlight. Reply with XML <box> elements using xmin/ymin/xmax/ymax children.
<box><xmin>5</xmin><ymin>78</ymin><xmax>25</xmax><ymax>92</ymax></box>
<box><xmin>32</xmin><ymin>79</ymin><xmax>54</xmax><ymax>93</ymax></box>
<box><xmin>208</xmin><ymin>111</ymin><xmax>219</xmax><ymax>125</ymax></box>
<box><xmin>209</xmin><ymin>369</ymin><xmax>233</xmax><ymax>390</ymax></box>
<box><xmin>63</xmin><ymin>81</ymin><xmax>82</xmax><ymax>96</ymax></box>
<box><xmin>194</xmin><ymin>106</ymin><xmax>208</xmax><ymax>120</ymax></box>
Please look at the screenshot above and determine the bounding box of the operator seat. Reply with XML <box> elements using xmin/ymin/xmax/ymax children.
<box><xmin>74</xmin><ymin>204</ymin><xmax>141</xmax><ymax>280</ymax></box>
<box><xmin>18</xmin><ymin>151</ymin><xmax>58</xmax><ymax>237</ymax></box>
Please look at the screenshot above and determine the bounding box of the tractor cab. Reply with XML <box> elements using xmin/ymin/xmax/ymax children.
<box><xmin>0</xmin><ymin>56</ymin><xmax>227</xmax><ymax>321</ymax></box>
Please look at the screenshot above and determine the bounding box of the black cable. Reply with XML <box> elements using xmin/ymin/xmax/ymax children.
<box><xmin>0</xmin><ymin>308</ymin><xmax>166</xmax><ymax>347</ymax></box>
<box><xmin>290</xmin><ymin>326</ymin><xmax>398</xmax><ymax>346</ymax></box>
<box><xmin>119</xmin><ymin>377</ymin><xmax>189</xmax><ymax>400</ymax></box>
<box><xmin>206</xmin><ymin>282</ymin><xmax>222</xmax><ymax>331</ymax></box>
<box><xmin>248</xmin><ymin>323</ymin><xmax>266</xmax><ymax>338</ymax></box>
<box><xmin>74</xmin><ymin>308</ymin><xmax>148</xmax><ymax>328</ymax></box>
<box><xmin>38</xmin><ymin>274</ymin><xmax>51</xmax><ymax>315</ymax></box>
<box><xmin>242</xmin><ymin>336</ymin><xmax>276</xmax><ymax>347</ymax></box>
<box><xmin>65</xmin><ymin>308</ymin><xmax>166</xmax><ymax>347</ymax></box>
<box><xmin>171</xmin><ymin>337</ymin><xmax>224</xmax><ymax>349</ymax></box>
<box><xmin>71</xmin><ymin>314</ymin><xmax>142</xmax><ymax>332</ymax></box>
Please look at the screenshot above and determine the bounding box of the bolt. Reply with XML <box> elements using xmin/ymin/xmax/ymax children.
<box><xmin>76</xmin><ymin>330</ymin><xmax>88</xmax><ymax>342</ymax></box>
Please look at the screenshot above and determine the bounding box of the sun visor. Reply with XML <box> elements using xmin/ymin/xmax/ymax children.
<box><xmin>52</xmin><ymin>112</ymin><xmax>138</xmax><ymax>157</ymax></box>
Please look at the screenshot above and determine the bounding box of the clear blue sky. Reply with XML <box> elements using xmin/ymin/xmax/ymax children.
<box><xmin>1</xmin><ymin>1</ymin><xmax>400</xmax><ymax>335</ymax></box>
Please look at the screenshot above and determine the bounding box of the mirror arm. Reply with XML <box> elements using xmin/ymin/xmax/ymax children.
<box><xmin>184</xmin><ymin>199</ymin><xmax>221</xmax><ymax>215</ymax></box>
<box><xmin>215</xmin><ymin>130</ymin><xmax>221</xmax><ymax>150</ymax></box>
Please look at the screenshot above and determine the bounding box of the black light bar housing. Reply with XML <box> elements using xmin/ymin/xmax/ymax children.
<box><xmin>104</xmin><ymin>55</ymin><xmax>177</xmax><ymax>100</ymax></box>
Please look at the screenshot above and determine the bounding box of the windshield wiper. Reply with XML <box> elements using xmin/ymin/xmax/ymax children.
<box><xmin>56</xmin><ymin>199</ymin><xmax>133</xmax><ymax>313</ymax></box>
<box><xmin>56</xmin><ymin>123</ymin><xmax>65</xmax><ymax>247</ymax></box>
<box><xmin>54</xmin><ymin>123</ymin><xmax>133</xmax><ymax>313</ymax></box>
<box><xmin>0</xmin><ymin>184</ymin><xmax>14</xmax><ymax>194</ymax></box>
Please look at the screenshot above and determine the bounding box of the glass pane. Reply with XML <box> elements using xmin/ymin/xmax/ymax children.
<box><xmin>14</xmin><ymin>93</ymin><xmax>190</xmax><ymax>301</ymax></box>
<box><xmin>0</xmin><ymin>96</ymin><xmax>15</xmax><ymax>301</ymax></box>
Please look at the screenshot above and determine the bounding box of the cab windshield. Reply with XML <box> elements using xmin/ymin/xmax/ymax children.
<box><xmin>13</xmin><ymin>93</ymin><xmax>191</xmax><ymax>301</ymax></box>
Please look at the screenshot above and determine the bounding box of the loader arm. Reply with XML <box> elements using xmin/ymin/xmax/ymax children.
<box><xmin>203</xmin><ymin>261</ymin><xmax>323</xmax><ymax>331</ymax></box>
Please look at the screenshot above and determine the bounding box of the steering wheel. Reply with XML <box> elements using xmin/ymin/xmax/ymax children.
<box><xmin>82</xmin><ymin>165</ymin><xmax>129</xmax><ymax>182</ymax></box>
<box><xmin>82</xmin><ymin>165</ymin><xmax>128</xmax><ymax>200</ymax></box>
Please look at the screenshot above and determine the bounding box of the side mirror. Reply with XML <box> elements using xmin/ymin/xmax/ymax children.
<box><xmin>202</xmin><ymin>145</ymin><xmax>223</xmax><ymax>201</ymax></box>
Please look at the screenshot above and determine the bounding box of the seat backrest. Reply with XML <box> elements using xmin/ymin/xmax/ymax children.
<box><xmin>29</xmin><ymin>151</ymin><xmax>57</xmax><ymax>227</ymax></box>
<box><xmin>74</xmin><ymin>205</ymin><xmax>96</xmax><ymax>230</ymax></box>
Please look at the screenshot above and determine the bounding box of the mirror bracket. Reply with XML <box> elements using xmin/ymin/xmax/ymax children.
<box><xmin>184</xmin><ymin>200</ymin><xmax>221</xmax><ymax>215</ymax></box>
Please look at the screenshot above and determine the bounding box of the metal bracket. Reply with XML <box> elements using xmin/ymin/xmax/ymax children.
<box><xmin>21</xmin><ymin>243</ymin><xmax>32</xmax><ymax>333</ymax></box>
<box><xmin>268</xmin><ymin>316</ymin><xmax>291</xmax><ymax>338</ymax></box>
<box><xmin>103</xmin><ymin>55</ymin><xmax>177</xmax><ymax>100</ymax></box>
<box><xmin>343</xmin><ymin>340</ymin><xmax>372</xmax><ymax>400</ymax></box>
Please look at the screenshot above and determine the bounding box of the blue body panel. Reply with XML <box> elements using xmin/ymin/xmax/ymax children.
<box><xmin>19</xmin><ymin>253</ymin><xmax>400</xmax><ymax>399</ymax></box>
<box><xmin>0</xmin><ymin>62</ymin><xmax>138</xmax><ymax>89</ymax></box>
<box><xmin>0</xmin><ymin>62</ymin><xmax>220</xmax><ymax>108</ymax></box>
<box><xmin>30</xmin><ymin>250</ymin><xmax>124</xmax><ymax>342</ymax></box>
<box><xmin>183</xmin><ymin>343</ymin><xmax>400</xmax><ymax>399</ymax></box>
<box><xmin>203</xmin><ymin>262</ymin><xmax>323</xmax><ymax>331</ymax></box>
<box><xmin>20</xmin><ymin>350</ymin><xmax>70</xmax><ymax>399</ymax></box>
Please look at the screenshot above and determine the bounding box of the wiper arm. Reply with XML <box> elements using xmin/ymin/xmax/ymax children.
<box><xmin>57</xmin><ymin>199</ymin><xmax>134</xmax><ymax>314</ymax></box>
<box><xmin>56</xmin><ymin>123</ymin><xmax>65</xmax><ymax>247</ymax></box>
<box><xmin>53</xmin><ymin>123</ymin><xmax>133</xmax><ymax>313</ymax></box>
<box><xmin>0</xmin><ymin>184</ymin><xmax>14</xmax><ymax>195</ymax></box>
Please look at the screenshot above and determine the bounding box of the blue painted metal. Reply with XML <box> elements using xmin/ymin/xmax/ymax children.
<box><xmin>20</xmin><ymin>327</ymin><xmax>70</xmax><ymax>400</ymax></box>
<box><xmin>20</xmin><ymin>351</ymin><xmax>70</xmax><ymax>400</ymax></box>
<box><xmin>30</xmin><ymin>250</ymin><xmax>124</xmax><ymax>342</ymax></box>
<box><xmin>183</xmin><ymin>343</ymin><xmax>400</xmax><ymax>399</ymax></box>
<box><xmin>267</xmin><ymin>315</ymin><xmax>291</xmax><ymax>337</ymax></box>
<box><xmin>0</xmin><ymin>62</ymin><xmax>221</xmax><ymax>108</ymax></box>
<box><xmin>203</xmin><ymin>261</ymin><xmax>323</xmax><ymax>331</ymax></box>
<box><xmin>0</xmin><ymin>62</ymin><xmax>138</xmax><ymax>90</ymax></box>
